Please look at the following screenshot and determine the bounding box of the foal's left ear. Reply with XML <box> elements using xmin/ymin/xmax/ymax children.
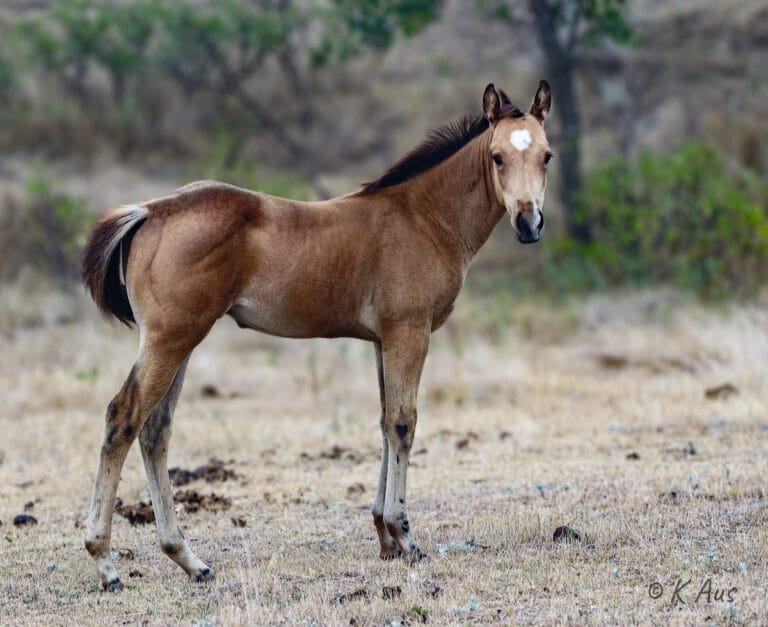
<box><xmin>529</xmin><ymin>79</ymin><xmax>551</xmax><ymax>124</ymax></box>
<box><xmin>482</xmin><ymin>83</ymin><xmax>502</xmax><ymax>126</ymax></box>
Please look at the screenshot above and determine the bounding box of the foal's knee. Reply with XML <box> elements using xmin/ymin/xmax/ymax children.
<box><xmin>387</xmin><ymin>406</ymin><xmax>417</xmax><ymax>451</ymax></box>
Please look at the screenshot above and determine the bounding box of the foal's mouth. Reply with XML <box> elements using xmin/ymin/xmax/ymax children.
<box><xmin>517</xmin><ymin>233</ymin><xmax>540</xmax><ymax>244</ymax></box>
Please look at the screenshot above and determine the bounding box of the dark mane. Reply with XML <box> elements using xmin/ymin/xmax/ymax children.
<box><xmin>361</xmin><ymin>105</ymin><xmax>523</xmax><ymax>193</ymax></box>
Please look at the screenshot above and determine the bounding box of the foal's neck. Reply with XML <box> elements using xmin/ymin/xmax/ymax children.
<box><xmin>400</xmin><ymin>131</ymin><xmax>505</xmax><ymax>266</ymax></box>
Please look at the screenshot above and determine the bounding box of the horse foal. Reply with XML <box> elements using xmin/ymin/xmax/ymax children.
<box><xmin>81</xmin><ymin>81</ymin><xmax>552</xmax><ymax>590</ymax></box>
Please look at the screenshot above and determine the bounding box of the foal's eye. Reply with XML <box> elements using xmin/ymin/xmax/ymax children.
<box><xmin>492</xmin><ymin>153</ymin><xmax>504</xmax><ymax>166</ymax></box>
<box><xmin>544</xmin><ymin>152</ymin><xmax>553</xmax><ymax>165</ymax></box>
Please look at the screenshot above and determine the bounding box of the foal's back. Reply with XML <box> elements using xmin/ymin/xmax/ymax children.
<box><xmin>128</xmin><ymin>181</ymin><xmax>453</xmax><ymax>342</ymax></box>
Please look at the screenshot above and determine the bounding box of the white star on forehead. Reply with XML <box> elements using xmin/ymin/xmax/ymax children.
<box><xmin>510</xmin><ymin>129</ymin><xmax>532</xmax><ymax>152</ymax></box>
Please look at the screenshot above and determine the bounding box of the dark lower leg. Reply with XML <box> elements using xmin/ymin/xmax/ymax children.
<box><xmin>372</xmin><ymin>342</ymin><xmax>401</xmax><ymax>558</ymax></box>
<box><xmin>85</xmin><ymin>355</ymin><xmax>187</xmax><ymax>590</ymax></box>
<box><xmin>373</xmin><ymin>429</ymin><xmax>401</xmax><ymax>558</ymax></box>
<box><xmin>383</xmin><ymin>410</ymin><xmax>423</xmax><ymax>561</ymax></box>
<box><xmin>139</xmin><ymin>360</ymin><xmax>213</xmax><ymax>581</ymax></box>
<box><xmin>85</xmin><ymin>368</ymin><xmax>142</xmax><ymax>590</ymax></box>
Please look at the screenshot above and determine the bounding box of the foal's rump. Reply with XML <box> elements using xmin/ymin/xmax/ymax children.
<box><xmin>82</xmin><ymin>182</ymin><xmax>261</xmax><ymax>330</ymax></box>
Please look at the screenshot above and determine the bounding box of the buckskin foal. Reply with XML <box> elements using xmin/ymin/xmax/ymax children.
<box><xmin>82</xmin><ymin>81</ymin><xmax>552</xmax><ymax>590</ymax></box>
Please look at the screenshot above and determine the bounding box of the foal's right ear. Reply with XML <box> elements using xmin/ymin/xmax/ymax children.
<box><xmin>483</xmin><ymin>83</ymin><xmax>502</xmax><ymax>126</ymax></box>
<box><xmin>529</xmin><ymin>79</ymin><xmax>551</xmax><ymax>124</ymax></box>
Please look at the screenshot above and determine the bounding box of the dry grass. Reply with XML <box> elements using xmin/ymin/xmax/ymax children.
<box><xmin>1</xmin><ymin>289</ymin><xmax>767</xmax><ymax>625</ymax></box>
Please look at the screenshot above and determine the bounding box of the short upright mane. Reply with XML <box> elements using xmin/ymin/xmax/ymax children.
<box><xmin>361</xmin><ymin>105</ymin><xmax>523</xmax><ymax>193</ymax></box>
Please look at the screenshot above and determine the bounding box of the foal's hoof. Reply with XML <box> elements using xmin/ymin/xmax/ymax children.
<box><xmin>192</xmin><ymin>567</ymin><xmax>215</xmax><ymax>583</ymax></box>
<box><xmin>379</xmin><ymin>538</ymin><xmax>403</xmax><ymax>560</ymax></box>
<box><xmin>379</xmin><ymin>547</ymin><xmax>403</xmax><ymax>560</ymax></box>
<box><xmin>405</xmin><ymin>547</ymin><xmax>426</xmax><ymax>564</ymax></box>
<box><xmin>104</xmin><ymin>578</ymin><xmax>124</xmax><ymax>592</ymax></box>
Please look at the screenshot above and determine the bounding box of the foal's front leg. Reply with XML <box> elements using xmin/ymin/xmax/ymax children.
<box><xmin>372</xmin><ymin>343</ymin><xmax>402</xmax><ymax>559</ymax></box>
<box><xmin>378</xmin><ymin>323</ymin><xmax>430</xmax><ymax>561</ymax></box>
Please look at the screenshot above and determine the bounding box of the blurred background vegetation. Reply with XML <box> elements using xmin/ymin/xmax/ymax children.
<box><xmin>0</xmin><ymin>0</ymin><xmax>767</xmax><ymax>313</ymax></box>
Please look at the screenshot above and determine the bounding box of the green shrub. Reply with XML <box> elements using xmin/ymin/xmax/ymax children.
<box><xmin>0</xmin><ymin>173</ymin><xmax>91</xmax><ymax>285</ymax></box>
<box><xmin>189</xmin><ymin>131</ymin><xmax>310</xmax><ymax>200</ymax></box>
<box><xmin>545</xmin><ymin>141</ymin><xmax>768</xmax><ymax>298</ymax></box>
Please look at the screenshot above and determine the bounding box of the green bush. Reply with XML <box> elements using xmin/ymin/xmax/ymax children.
<box><xmin>545</xmin><ymin>141</ymin><xmax>768</xmax><ymax>298</ymax></box>
<box><xmin>189</xmin><ymin>131</ymin><xmax>311</xmax><ymax>200</ymax></box>
<box><xmin>0</xmin><ymin>173</ymin><xmax>91</xmax><ymax>285</ymax></box>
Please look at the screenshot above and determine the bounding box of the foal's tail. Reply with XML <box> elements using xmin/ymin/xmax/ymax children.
<box><xmin>82</xmin><ymin>204</ymin><xmax>149</xmax><ymax>326</ymax></box>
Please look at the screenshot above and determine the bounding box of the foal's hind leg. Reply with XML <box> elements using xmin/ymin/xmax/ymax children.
<box><xmin>85</xmin><ymin>338</ymin><xmax>200</xmax><ymax>591</ymax></box>
<box><xmin>139</xmin><ymin>358</ymin><xmax>213</xmax><ymax>582</ymax></box>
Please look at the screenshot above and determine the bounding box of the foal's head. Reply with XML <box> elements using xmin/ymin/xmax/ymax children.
<box><xmin>483</xmin><ymin>81</ymin><xmax>552</xmax><ymax>244</ymax></box>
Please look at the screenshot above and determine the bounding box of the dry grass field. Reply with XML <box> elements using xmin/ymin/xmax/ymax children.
<box><xmin>1</xmin><ymin>288</ymin><xmax>766</xmax><ymax>625</ymax></box>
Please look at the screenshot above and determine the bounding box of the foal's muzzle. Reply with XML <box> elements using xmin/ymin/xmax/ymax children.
<box><xmin>515</xmin><ymin>208</ymin><xmax>544</xmax><ymax>244</ymax></box>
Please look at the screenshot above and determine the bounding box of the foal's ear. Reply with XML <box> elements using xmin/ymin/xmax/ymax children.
<box><xmin>498</xmin><ymin>88</ymin><xmax>514</xmax><ymax>109</ymax></box>
<box><xmin>482</xmin><ymin>83</ymin><xmax>502</xmax><ymax>126</ymax></box>
<box><xmin>529</xmin><ymin>79</ymin><xmax>551</xmax><ymax>124</ymax></box>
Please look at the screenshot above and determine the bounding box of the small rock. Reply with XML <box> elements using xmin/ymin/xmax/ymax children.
<box><xmin>13</xmin><ymin>514</ymin><xmax>38</xmax><ymax>527</ymax></box>
<box><xmin>231</xmin><ymin>516</ymin><xmax>247</xmax><ymax>528</ymax></box>
<box><xmin>23</xmin><ymin>501</ymin><xmax>34</xmax><ymax>511</ymax></box>
<box><xmin>117</xmin><ymin>548</ymin><xmax>134</xmax><ymax>561</ymax></box>
<box><xmin>596</xmin><ymin>353</ymin><xmax>628</xmax><ymax>369</ymax></box>
<box><xmin>659</xmin><ymin>490</ymin><xmax>680</xmax><ymax>501</ymax></box>
<box><xmin>705</xmin><ymin>383</ymin><xmax>738</xmax><ymax>400</ymax></box>
<box><xmin>626</xmin><ymin>452</ymin><xmax>640</xmax><ymax>460</ymax></box>
<box><xmin>553</xmin><ymin>525</ymin><xmax>581</xmax><ymax>543</ymax></box>
<box><xmin>201</xmin><ymin>384</ymin><xmax>221</xmax><ymax>398</ymax></box>
<box><xmin>128</xmin><ymin>569</ymin><xmax>144</xmax><ymax>578</ymax></box>
<box><xmin>346</xmin><ymin>482</ymin><xmax>365</xmax><ymax>497</ymax></box>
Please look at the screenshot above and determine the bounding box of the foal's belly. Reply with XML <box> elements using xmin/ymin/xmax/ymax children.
<box><xmin>227</xmin><ymin>296</ymin><xmax>373</xmax><ymax>341</ymax></box>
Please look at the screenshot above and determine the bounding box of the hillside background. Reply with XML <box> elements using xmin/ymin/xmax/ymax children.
<box><xmin>0</xmin><ymin>0</ymin><xmax>767</xmax><ymax>315</ymax></box>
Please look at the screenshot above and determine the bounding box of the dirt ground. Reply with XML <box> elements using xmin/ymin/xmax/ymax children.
<box><xmin>0</xmin><ymin>289</ymin><xmax>766</xmax><ymax>625</ymax></box>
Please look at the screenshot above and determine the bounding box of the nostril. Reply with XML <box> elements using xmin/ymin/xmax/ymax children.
<box><xmin>537</xmin><ymin>212</ymin><xmax>544</xmax><ymax>231</ymax></box>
